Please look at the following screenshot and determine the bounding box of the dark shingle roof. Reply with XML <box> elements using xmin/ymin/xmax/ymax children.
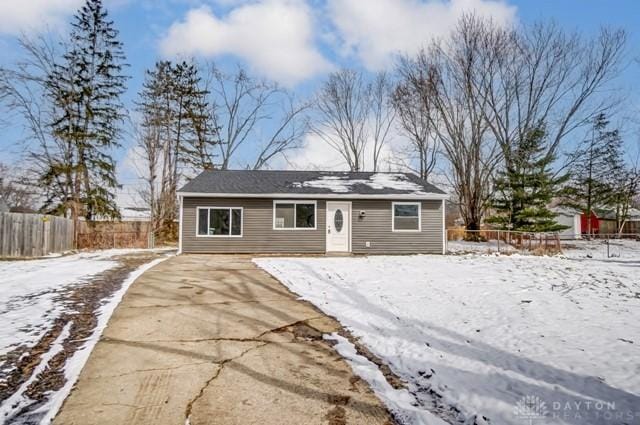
<box><xmin>178</xmin><ymin>170</ymin><xmax>446</xmax><ymax>197</ymax></box>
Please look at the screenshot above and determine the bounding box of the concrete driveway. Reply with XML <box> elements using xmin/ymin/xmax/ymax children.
<box><xmin>54</xmin><ymin>255</ymin><xmax>393</xmax><ymax>425</ymax></box>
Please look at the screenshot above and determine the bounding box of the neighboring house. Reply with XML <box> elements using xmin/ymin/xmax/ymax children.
<box><xmin>89</xmin><ymin>206</ymin><xmax>151</xmax><ymax>222</ymax></box>
<box><xmin>177</xmin><ymin>170</ymin><xmax>447</xmax><ymax>255</ymax></box>
<box><xmin>120</xmin><ymin>206</ymin><xmax>152</xmax><ymax>222</ymax></box>
<box><xmin>598</xmin><ymin>208</ymin><xmax>640</xmax><ymax>235</ymax></box>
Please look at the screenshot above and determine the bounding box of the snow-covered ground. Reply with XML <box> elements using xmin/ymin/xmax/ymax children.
<box><xmin>255</xmin><ymin>245</ymin><xmax>640</xmax><ymax>425</ymax></box>
<box><xmin>0</xmin><ymin>249</ymin><xmax>171</xmax><ymax>424</ymax></box>
<box><xmin>447</xmin><ymin>239</ymin><xmax>518</xmax><ymax>255</ymax></box>
<box><xmin>448</xmin><ymin>237</ymin><xmax>640</xmax><ymax>258</ymax></box>
<box><xmin>0</xmin><ymin>251</ymin><xmax>123</xmax><ymax>356</ymax></box>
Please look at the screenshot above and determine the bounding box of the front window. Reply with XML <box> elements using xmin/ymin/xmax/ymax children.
<box><xmin>393</xmin><ymin>202</ymin><xmax>421</xmax><ymax>232</ymax></box>
<box><xmin>197</xmin><ymin>207</ymin><xmax>243</xmax><ymax>236</ymax></box>
<box><xmin>274</xmin><ymin>201</ymin><xmax>316</xmax><ymax>229</ymax></box>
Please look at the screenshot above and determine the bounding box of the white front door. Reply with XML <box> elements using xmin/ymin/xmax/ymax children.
<box><xmin>326</xmin><ymin>202</ymin><xmax>351</xmax><ymax>252</ymax></box>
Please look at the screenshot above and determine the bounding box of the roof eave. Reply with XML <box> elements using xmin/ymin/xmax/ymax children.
<box><xmin>177</xmin><ymin>191</ymin><xmax>449</xmax><ymax>200</ymax></box>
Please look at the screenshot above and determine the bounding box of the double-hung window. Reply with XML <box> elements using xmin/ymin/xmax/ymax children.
<box><xmin>392</xmin><ymin>202</ymin><xmax>421</xmax><ymax>232</ymax></box>
<box><xmin>197</xmin><ymin>207</ymin><xmax>243</xmax><ymax>237</ymax></box>
<box><xmin>274</xmin><ymin>201</ymin><xmax>316</xmax><ymax>229</ymax></box>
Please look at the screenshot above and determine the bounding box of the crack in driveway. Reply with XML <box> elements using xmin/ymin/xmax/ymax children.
<box><xmin>184</xmin><ymin>342</ymin><xmax>268</xmax><ymax>422</ymax></box>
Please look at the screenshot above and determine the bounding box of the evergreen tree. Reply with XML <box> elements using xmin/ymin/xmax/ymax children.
<box><xmin>488</xmin><ymin>125</ymin><xmax>568</xmax><ymax>232</ymax></box>
<box><xmin>173</xmin><ymin>61</ymin><xmax>219</xmax><ymax>172</ymax></box>
<box><xmin>44</xmin><ymin>0</ymin><xmax>127</xmax><ymax>221</ymax></box>
<box><xmin>564</xmin><ymin>113</ymin><xmax>620</xmax><ymax>236</ymax></box>
<box><xmin>136</xmin><ymin>60</ymin><xmax>218</xmax><ymax>239</ymax></box>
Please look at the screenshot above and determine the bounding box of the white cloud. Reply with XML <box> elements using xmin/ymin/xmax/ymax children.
<box><xmin>327</xmin><ymin>0</ymin><xmax>517</xmax><ymax>70</ymax></box>
<box><xmin>0</xmin><ymin>0</ymin><xmax>131</xmax><ymax>36</ymax></box>
<box><xmin>283</xmin><ymin>128</ymin><xmax>407</xmax><ymax>172</ymax></box>
<box><xmin>0</xmin><ymin>0</ymin><xmax>83</xmax><ymax>35</ymax></box>
<box><xmin>159</xmin><ymin>0</ymin><xmax>333</xmax><ymax>85</ymax></box>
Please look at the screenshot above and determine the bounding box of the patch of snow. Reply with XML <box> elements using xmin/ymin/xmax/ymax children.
<box><xmin>298</xmin><ymin>173</ymin><xmax>430</xmax><ymax>195</ymax></box>
<box><xmin>367</xmin><ymin>173</ymin><xmax>426</xmax><ymax>193</ymax></box>
<box><xmin>0</xmin><ymin>252</ymin><xmax>120</xmax><ymax>356</ymax></box>
<box><xmin>561</xmin><ymin>238</ymin><xmax>640</xmax><ymax>261</ymax></box>
<box><xmin>325</xmin><ymin>333</ymin><xmax>447</xmax><ymax>425</ymax></box>
<box><xmin>255</xmin><ymin>253</ymin><xmax>640</xmax><ymax>424</ymax></box>
<box><xmin>447</xmin><ymin>239</ymin><xmax>518</xmax><ymax>255</ymax></box>
<box><xmin>0</xmin><ymin>322</ymin><xmax>72</xmax><ymax>420</ymax></box>
<box><xmin>36</xmin><ymin>255</ymin><xmax>171</xmax><ymax>424</ymax></box>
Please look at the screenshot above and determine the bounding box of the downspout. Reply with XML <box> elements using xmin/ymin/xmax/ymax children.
<box><xmin>442</xmin><ymin>198</ymin><xmax>446</xmax><ymax>254</ymax></box>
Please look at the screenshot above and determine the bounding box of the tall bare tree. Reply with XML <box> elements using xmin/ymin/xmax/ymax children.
<box><xmin>401</xmin><ymin>16</ymin><xmax>502</xmax><ymax>232</ymax></box>
<box><xmin>0</xmin><ymin>36</ymin><xmax>63</xmax><ymax>206</ymax></box>
<box><xmin>313</xmin><ymin>69</ymin><xmax>371</xmax><ymax>171</ymax></box>
<box><xmin>370</xmin><ymin>72</ymin><xmax>396</xmax><ymax>171</ymax></box>
<box><xmin>205</xmin><ymin>64</ymin><xmax>309</xmax><ymax>170</ymax></box>
<box><xmin>477</xmin><ymin>21</ymin><xmax>626</xmax><ymax>169</ymax></box>
<box><xmin>393</xmin><ymin>66</ymin><xmax>439</xmax><ymax>180</ymax></box>
<box><xmin>313</xmin><ymin>69</ymin><xmax>396</xmax><ymax>171</ymax></box>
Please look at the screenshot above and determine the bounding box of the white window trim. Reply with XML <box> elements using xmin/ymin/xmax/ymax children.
<box><xmin>196</xmin><ymin>206</ymin><xmax>244</xmax><ymax>238</ymax></box>
<box><xmin>273</xmin><ymin>200</ymin><xmax>318</xmax><ymax>230</ymax></box>
<box><xmin>392</xmin><ymin>201</ymin><xmax>422</xmax><ymax>233</ymax></box>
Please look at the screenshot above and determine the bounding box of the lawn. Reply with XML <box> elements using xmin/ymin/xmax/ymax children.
<box><xmin>255</xmin><ymin>241</ymin><xmax>640</xmax><ymax>425</ymax></box>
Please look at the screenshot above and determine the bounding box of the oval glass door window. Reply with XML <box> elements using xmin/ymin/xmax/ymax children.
<box><xmin>334</xmin><ymin>209</ymin><xmax>344</xmax><ymax>232</ymax></box>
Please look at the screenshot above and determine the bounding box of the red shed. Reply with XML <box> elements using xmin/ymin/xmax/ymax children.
<box><xmin>580</xmin><ymin>210</ymin><xmax>599</xmax><ymax>235</ymax></box>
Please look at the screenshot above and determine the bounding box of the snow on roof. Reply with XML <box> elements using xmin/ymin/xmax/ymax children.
<box><xmin>178</xmin><ymin>170</ymin><xmax>446</xmax><ymax>198</ymax></box>
<box><xmin>297</xmin><ymin>173</ymin><xmax>430</xmax><ymax>195</ymax></box>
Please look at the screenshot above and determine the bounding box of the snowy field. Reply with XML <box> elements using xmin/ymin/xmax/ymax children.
<box><xmin>0</xmin><ymin>249</ymin><xmax>171</xmax><ymax>424</ymax></box>
<box><xmin>255</xmin><ymin>242</ymin><xmax>640</xmax><ymax>425</ymax></box>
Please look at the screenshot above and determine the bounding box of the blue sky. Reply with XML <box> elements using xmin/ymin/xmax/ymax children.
<box><xmin>1</xmin><ymin>0</ymin><xmax>639</xmax><ymax>197</ymax></box>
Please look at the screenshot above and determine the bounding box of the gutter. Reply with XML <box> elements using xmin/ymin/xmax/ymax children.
<box><xmin>176</xmin><ymin>191</ymin><xmax>449</xmax><ymax>201</ymax></box>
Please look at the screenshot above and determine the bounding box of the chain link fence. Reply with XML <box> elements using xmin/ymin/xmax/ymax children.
<box><xmin>446</xmin><ymin>229</ymin><xmax>562</xmax><ymax>255</ymax></box>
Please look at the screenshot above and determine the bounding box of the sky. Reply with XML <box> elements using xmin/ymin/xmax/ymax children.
<box><xmin>0</xmin><ymin>0</ymin><xmax>639</xmax><ymax>204</ymax></box>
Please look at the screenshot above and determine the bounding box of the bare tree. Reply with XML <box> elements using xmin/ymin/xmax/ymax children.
<box><xmin>401</xmin><ymin>17</ymin><xmax>502</xmax><ymax>232</ymax></box>
<box><xmin>0</xmin><ymin>35</ymin><xmax>73</xmax><ymax>216</ymax></box>
<box><xmin>477</xmin><ymin>21</ymin><xmax>627</xmax><ymax>168</ymax></box>
<box><xmin>370</xmin><ymin>72</ymin><xmax>396</xmax><ymax>171</ymax></box>
<box><xmin>0</xmin><ymin>163</ymin><xmax>37</xmax><ymax>212</ymax></box>
<box><xmin>312</xmin><ymin>69</ymin><xmax>371</xmax><ymax>171</ymax></box>
<box><xmin>312</xmin><ymin>69</ymin><xmax>396</xmax><ymax>172</ymax></box>
<box><xmin>205</xmin><ymin>64</ymin><xmax>309</xmax><ymax>170</ymax></box>
<box><xmin>131</xmin><ymin>119</ymin><xmax>163</xmax><ymax>240</ymax></box>
<box><xmin>393</xmin><ymin>65</ymin><xmax>439</xmax><ymax>180</ymax></box>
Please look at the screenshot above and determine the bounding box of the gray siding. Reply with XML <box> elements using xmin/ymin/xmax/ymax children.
<box><xmin>352</xmin><ymin>200</ymin><xmax>443</xmax><ymax>254</ymax></box>
<box><xmin>181</xmin><ymin>197</ymin><xmax>443</xmax><ymax>254</ymax></box>
<box><xmin>182</xmin><ymin>198</ymin><xmax>326</xmax><ymax>253</ymax></box>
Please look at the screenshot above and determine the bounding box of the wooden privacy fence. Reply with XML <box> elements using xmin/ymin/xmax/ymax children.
<box><xmin>77</xmin><ymin>221</ymin><xmax>151</xmax><ymax>250</ymax></box>
<box><xmin>0</xmin><ymin>212</ymin><xmax>74</xmax><ymax>258</ymax></box>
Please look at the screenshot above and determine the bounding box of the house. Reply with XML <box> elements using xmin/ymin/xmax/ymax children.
<box><xmin>177</xmin><ymin>170</ymin><xmax>447</xmax><ymax>255</ymax></box>
<box><xmin>597</xmin><ymin>208</ymin><xmax>640</xmax><ymax>235</ymax></box>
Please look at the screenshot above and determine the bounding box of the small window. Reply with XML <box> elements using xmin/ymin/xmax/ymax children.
<box><xmin>274</xmin><ymin>201</ymin><xmax>316</xmax><ymax>229</ymax></box>
<box><xmin>197</xmin><ymin>207</ymin><xmax>242</xmax><ymax>236</ymax></box>
<box><xmin>393</xmin><ymin>202</ymin><xmax>421</xmax><ymax>232</ymax></box>
<box><xmin>334</xmin><ymin>209</ymin><xmax>344</xmax><ymax>232</ymax></box>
